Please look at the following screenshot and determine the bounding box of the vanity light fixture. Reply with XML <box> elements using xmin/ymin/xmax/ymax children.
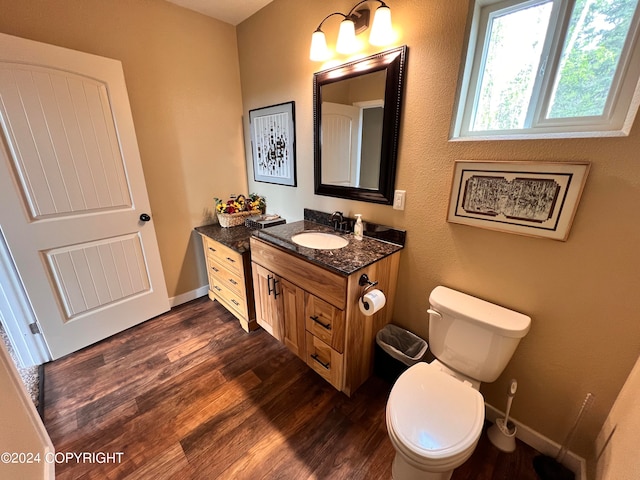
<box><xmin>309</xmin><ymin>1</ymin><xmax>394</xmax><ymax>61</ymax></box>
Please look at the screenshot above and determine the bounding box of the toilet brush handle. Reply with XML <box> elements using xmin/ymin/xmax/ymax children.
<box><xmin>503</xmin><ymin>379</ymin><xmax>517</xmax><ymax>423</ymax></box>
<box><xmin>504</xmin><ymin>396</ymin><xmax>514</xmax><ymax>423</ymax></box>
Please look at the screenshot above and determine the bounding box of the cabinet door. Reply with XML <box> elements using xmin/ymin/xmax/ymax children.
<box><xmin>280</xmin><ymin>278</ymin><xmax>305</xmax><ymax>359</ymax></box>
<box><xmin>251</xmin><ymin>262</ymin><xmax>282</xmax><ymax>340</ymax></box>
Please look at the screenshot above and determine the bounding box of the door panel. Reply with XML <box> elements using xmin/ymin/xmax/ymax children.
<box><xmin>251</xmin><ymin>262</ymin><xmax>281</xmax><ymax>340</ymax></box>
<box><xmin>46</xmin><ymin>234</ymin><xmax>150</xmax><ymax>319</ymax></box>
<box><xmin>0</xmin><ymin>33</ymin><xmax>169</xmax><ymax>359</ymax></box>
<box><xmin>321</xmin><ymin>102</ymin><xmax>361</xmax><ymax>187</ymax></box>
<box><xmin>280</xmin><ymin>278</ymin><xmax>305</xmax><ymax>359</ymax></box>
<box><xmin>0</xmin><ymin>64</ymin><xmax>131</xmax><ymax>218</ymax></box>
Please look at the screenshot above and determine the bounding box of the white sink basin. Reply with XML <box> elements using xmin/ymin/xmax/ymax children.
<box><xmin>291</xmin><ymin>232</ymin><xmax>349</xmax><ymax>250</ymax></box>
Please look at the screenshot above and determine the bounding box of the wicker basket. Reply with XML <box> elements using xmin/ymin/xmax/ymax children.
<box><xmin>217</xmin><ymin>210</ymin><xmax>260</xmax><ymax>228</ymax></box>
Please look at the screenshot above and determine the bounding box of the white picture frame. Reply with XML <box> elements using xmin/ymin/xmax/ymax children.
<box><xmin>447</xmin><ymin>160</ymin><xmax>590</xmax><ymax>241</ymax></box>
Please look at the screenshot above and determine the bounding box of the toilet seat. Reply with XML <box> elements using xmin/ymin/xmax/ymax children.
<box><xmin>386</xmin><ymin>362</ymin><xmax>485</xmax><ymax>467</ymax></box>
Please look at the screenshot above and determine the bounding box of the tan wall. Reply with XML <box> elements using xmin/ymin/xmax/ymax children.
<box><xmin>0</xmin><ymin>342</ymin><xmax>54</xmax><ymax>479</ymax></box>
<box><xmin>0</xmin><ymin>0</ymin><xmax>248</xmax><ymax>299</ymax></box>
<box><xmin>595</xmin><ymin>354</ymin><xmax>640</xmax><ymax>479</ymax></box>
<box><xmin>237</xmin><ymin>0</ymin><xmax>640</xmax><ymax>457</ymax></box>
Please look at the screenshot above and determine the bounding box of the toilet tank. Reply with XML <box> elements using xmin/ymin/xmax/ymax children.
<box><xmin>428</xmin><ymin>286</ymin><xmax>531</xmax><ymax>383</ymax></box>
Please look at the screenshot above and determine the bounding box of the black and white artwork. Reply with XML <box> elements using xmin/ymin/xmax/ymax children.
<box><xmin>448</xmin><ymin>161</ymin><xmax>590</xmax><ymax>241</ymax></box>
<box><xmin>461</xmin><ymin>176</ymin><xmax>560</xmax><ymax>222</ymax></box>
<box><xmin>249</xmin><ymin>102</ymin><xmax>297</xmax><ymax>187</ymax></box>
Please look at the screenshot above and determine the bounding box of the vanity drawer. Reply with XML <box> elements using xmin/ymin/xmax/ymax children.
<box><xmin>212</xmin><ymin>278</ymin><xmax>248</xmax><ymax>318</ymax></box>
<box><xmin>305</xmin><ymin>332</ymin><xmax>344</xmax><ymax>390</ymax></box>
<box><xmin>208</xmin><ymin>258</ymin><xmax>244</xmax><ymax>298</ymax></box>
<box><xmin>305</xmin><ymin>293</ymin><xmax>345</xmax><ymax>353</ymax></box>
<box><xmin>204</xmin><ymin>236</ymin><xmax>242</xmax><ymax>276</ymax></box>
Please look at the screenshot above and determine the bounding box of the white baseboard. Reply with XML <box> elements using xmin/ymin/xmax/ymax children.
<box><xmin>169</xmin><ymin>285</ymin><xmax>209</xmax><ymax>308</ymax></box>
<box><xmin>485</xmin><ymin>403</ymin><xmax>587</xmax><ymax>480</ymax></box>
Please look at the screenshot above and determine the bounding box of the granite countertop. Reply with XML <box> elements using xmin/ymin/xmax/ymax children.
<box><xmin>251</xmin><ymin>220</ymin><xmax>404</xmax><ymax>276</ymax></box>
<box><xmin>195</xmin><ymin>224</ymin><xmax>253</xmax><ymax>254</ymax></box>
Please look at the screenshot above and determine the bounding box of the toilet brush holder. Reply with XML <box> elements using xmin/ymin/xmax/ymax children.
<box><xmin>488</xmin><ymin>417</ymin><xmax>517</xmax><ymax>452</ymax></box>
<box><xmin>488</xmin><ymin>378</ymin><xmax>518</xmax><ymax>452</ymax></box>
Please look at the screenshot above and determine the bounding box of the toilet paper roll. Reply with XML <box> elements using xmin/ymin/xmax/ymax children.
<box><xmin>359</xmin><ymin>289</ymin><xmax>386</xmax><ymax>316</ymax></box>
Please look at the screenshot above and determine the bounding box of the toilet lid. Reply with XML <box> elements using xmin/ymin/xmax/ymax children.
<box><xmin>388</xmin><ymin>362</ymin><xmax>485</xmax><ymax>460</ymax></box>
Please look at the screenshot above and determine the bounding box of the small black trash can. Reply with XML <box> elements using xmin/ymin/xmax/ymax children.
<box><xmin>374</xmin><ymin>324</ymin><xmax>428</xmax><ymax>384</ymax></box>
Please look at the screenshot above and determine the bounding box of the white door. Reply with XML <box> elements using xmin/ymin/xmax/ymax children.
<box><xmin>0</xmin><ymin>33</ymin><xmax>169</xmax><ymax>359</ymax></box>
<box><xmin>321</xmin><ymin>102</ymin><xmax>361</xmax><ymax>187</ymax></box>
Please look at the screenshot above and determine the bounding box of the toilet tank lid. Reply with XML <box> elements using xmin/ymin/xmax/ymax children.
<box><xmin>429</xmin><ymin>286</ymin><xmax>531</xmax><ymax>338</ymax></box>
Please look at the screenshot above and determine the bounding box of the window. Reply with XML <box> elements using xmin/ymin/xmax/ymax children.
<box><xmin>452</xmin><ymin>0</ymin><xmax>640</xmax><ymax>139</ymax></box>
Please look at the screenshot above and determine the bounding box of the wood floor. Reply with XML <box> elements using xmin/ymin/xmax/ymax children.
<box><xmin>44</xmin><ymin>297</ymin><xmax>542</xmax><ymax>479</ymax></box>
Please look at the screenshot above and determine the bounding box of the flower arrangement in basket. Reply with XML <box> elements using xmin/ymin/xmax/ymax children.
<box><xmin>215</xmin><ymin>193</ymin><xmax>266</xmax><ymax>228</ymax></box>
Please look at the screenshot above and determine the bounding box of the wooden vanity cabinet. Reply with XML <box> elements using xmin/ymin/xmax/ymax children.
<box><xmin>250</xmin><ymin>236</ymin><xmax>400</xmax><ymax>396</ymax></box>
<box><xmin>201</xmin><ymin>234</ymin><xmax>257</xmax><ymax>332</ymax></box>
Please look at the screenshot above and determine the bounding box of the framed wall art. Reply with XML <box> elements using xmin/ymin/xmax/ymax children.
<box><xmin>447</xmin><ymin>161</ymin><xmax>590</xmax><ymax>241</ymax></box>
<box><xmin>249</xmin><ymin>101</ymin><xmax>297</xmax><ymax>187</ymax></box>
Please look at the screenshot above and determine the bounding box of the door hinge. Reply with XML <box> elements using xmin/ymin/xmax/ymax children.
<box><xmin>28</xmin><ymin>323</ymin><xmax>40</xmax><ymax>334</ymax></box>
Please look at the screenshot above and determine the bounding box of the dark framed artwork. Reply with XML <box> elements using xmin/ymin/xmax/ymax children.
<box><xmin>249</xmin><ymin>101</ymin><xmax>297</xmax><ymax>187</ymax></box>
<box><xmin>447</xmin><ymin>161</ymin><xmax>590</xmax><ymax>241</ymax></box>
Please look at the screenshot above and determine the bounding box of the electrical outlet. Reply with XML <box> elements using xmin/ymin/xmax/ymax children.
<box><xmin>393</xmin><ymin>190</ymin><xmax>406</xmax><ymax>210</ymax></box>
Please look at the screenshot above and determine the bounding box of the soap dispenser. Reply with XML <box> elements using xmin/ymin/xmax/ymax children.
<box><xmin>354</xmin><ymin>214</ymin><xmax>363</xmax><ymax>241</ymax></box>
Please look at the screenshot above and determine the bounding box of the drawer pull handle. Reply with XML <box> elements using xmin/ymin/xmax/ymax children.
<box><xmin>211</xmin><ymin>266</ymin><xmax>219</xmax><ymax>273</ymax></box>
<box><xmin>311</xmin><ymin>354</ymin><xmax>330</xmax><ymax>370</ymax></box>
<box><xmin>226</xmin><ymin>257</ymin><xmax>236</xmax><ymax>263</ymax></box>
<box><xmin>231</xmin><ymin>299</ymin><xmax>240</xmax><ymax>306</ymax></box>
<box><xmin>214</xmin><ymin>286</ymin><xmax>222</xmax><ymax>292</ymax></box>
<box><xmin>208</xmin><ymin>247</ymin><xmax>216</xmax><ymax>252</ymax></box>
<box><xmin>310</xmin><ymin>315</ymin><xmax>331</xmax><ymax>330</ymax></box>
<box><xmin>229</xmin><ymin>278</ymin><xmax>238</xmax><ymax>285</ymax></box>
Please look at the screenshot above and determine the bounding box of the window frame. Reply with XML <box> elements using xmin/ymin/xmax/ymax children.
<box><xmin>451</xmin><ymin>0</ymin><xmax>640</xmax><ymax>140</ymax></box>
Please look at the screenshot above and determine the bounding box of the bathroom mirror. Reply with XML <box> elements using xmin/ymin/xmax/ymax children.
<box><xmin>314</xmin><ymin>46</ymin><xmax>407</xmax><ymax>204</ymax></box>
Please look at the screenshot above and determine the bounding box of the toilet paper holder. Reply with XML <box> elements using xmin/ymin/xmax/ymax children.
<box><xmin>359</xmin><ymin>274</ymin><xmax>379</xmax><ymax>300</ymax></box>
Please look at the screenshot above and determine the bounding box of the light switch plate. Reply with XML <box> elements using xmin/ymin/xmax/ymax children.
<box><xmin>393</xmin><ymin>190</ymin><xmax>406</xmax><ymax>210</ymax></box>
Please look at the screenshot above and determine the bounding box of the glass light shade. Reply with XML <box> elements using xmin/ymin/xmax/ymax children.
<box><xmin>369</xmin><ymin>6</ymin><xmax>393</xmax><ymax>46</ymax></box>
<box><xmin>310</xmin><ymin>30</ymin><xmax>330</xmax><ymax>61</ymax></box>
<box><xmin>336</xmin><ymin>19</ymin><xmax>358</xmax><ymax>54</ymax></box>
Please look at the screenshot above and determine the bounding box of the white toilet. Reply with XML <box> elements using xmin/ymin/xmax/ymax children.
<box><xmin>385</xmin><ymin>286</ymin><xmax>531</xmax><ymax>480</ymax></box>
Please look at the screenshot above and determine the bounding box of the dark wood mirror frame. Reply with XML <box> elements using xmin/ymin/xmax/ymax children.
<box><xmin>313</xmin><ymin>45</ymin><xmax>407</xmax><ymax>204</ymax></box>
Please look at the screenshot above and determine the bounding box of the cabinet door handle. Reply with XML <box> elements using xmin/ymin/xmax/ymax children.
<box><xmin>310</xmin><ymin>315</ymin><xmax>331</xmax><ymax>330</ymax></box>
<box><xmin>311</xmin><ymin>354</ymin><xmax>330</xmax><ymax>370</ymax></box>
<box><xmin>267</xmin><ymin>275</ymin><xmax>274</xmax><ymax>296</ymax></box>
<box><xmin>267</xmin><ymin>275</ymin><xmax>280</xmax><ymax>298</ymax></box>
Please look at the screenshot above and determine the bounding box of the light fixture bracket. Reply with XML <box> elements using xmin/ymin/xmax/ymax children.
<box><xmin>348</xmin><ymin>8</ymin><xmax>371</xmax><ymax>35</ymax></box>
